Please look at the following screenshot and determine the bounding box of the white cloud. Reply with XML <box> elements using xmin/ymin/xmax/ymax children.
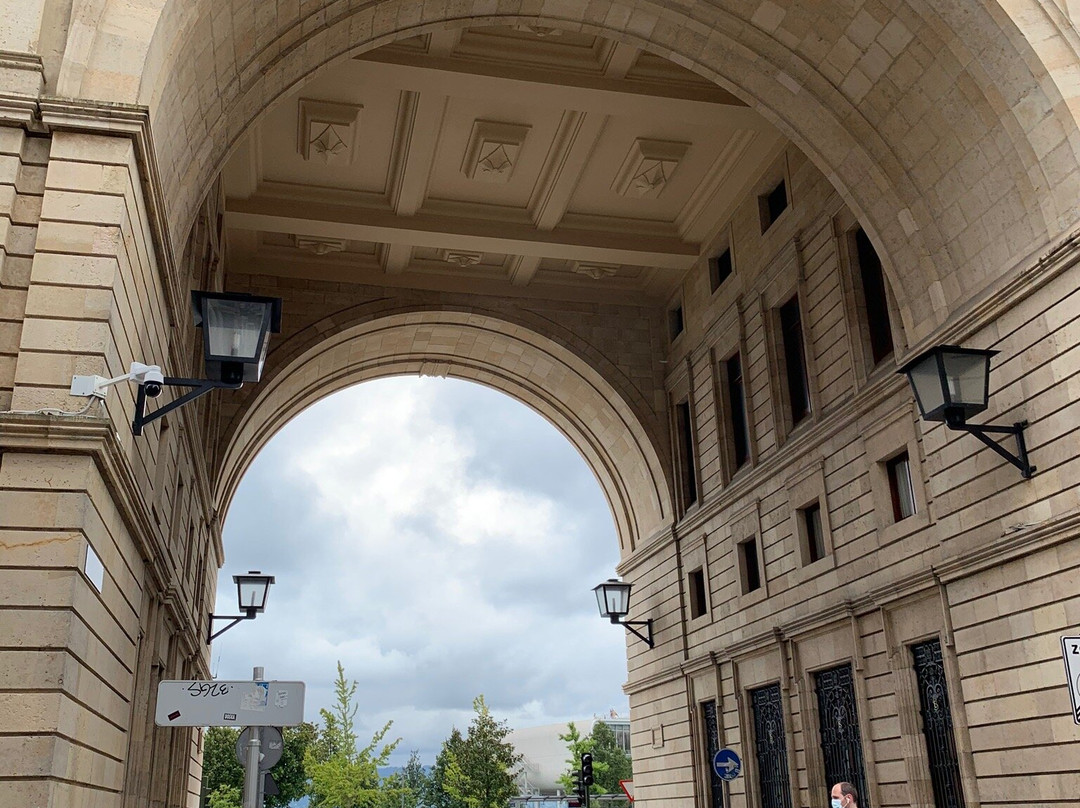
<box><xmin>214</xmin><ymin>377</ymin><xmax>628</xmax><ymax>763</ymax></box>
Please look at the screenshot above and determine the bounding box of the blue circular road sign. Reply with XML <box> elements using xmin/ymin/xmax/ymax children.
<box><xmin>712</xmin><ymin>748</ymin><xmax>741</xmax><ymax>781</ymax></box>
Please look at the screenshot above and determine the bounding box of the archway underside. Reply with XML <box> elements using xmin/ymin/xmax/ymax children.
<box><xmin>215</xmin><ymin>311</ymin><xmax>674</xmax><ymax>558</ymax></box>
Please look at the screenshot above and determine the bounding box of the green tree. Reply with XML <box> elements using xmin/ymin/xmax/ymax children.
<box><xmin>305</xmin><ymin>661</ymin><xmax>402</xmax><ymax>808</ymax></box>
<box><xmin>272</xmin><ymin>722</ymin><xmax>318</xmax><ymax>807</ymax></box>
<box><xmin>436</xmin><ymin>695</ymin><xmax>522</xmax><ymax>808</ymax></box>
<box><xmin>201</xmin><ymin>726</ymin><xmax>243</xmax><ymax>807</ymax></box>
<box><xmin>556</xmin><ymin>722</ymin><xmax>603</xmax><ymax>796</ymax></box>
<box><xmin>206</xmin><ymin>784</ymin><xmax>243</xmax><ymax>808</ymax></box>
<box><xmin>427</xmin><ymin>728</ymin><xmax>468</xmax><ymax>808</ymax></box>
<box><xmin>394</xmin><ymin>749</ymin><xmax>430</xmax><ymax>808</ymax></box>
<box><xmin>589</xmin><ymin>721</ymin><xmax>631</xmax><ymax>794</ymax></box>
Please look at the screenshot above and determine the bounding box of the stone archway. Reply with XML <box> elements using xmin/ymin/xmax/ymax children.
<box><xmin>214</xmin><ymin>309</ymin><xmax>673</xmax><ymax>556</ymax></box>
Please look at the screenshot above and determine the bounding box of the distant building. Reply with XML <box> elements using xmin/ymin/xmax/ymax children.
<box><xmin>510</xmin><ymin>717</ymin><xmax>630</xmax><ymax>796</ymax></box>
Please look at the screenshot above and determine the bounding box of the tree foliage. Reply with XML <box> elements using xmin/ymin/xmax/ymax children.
<box><xmin>199</xmin><ymin>722</ymin><xmax>316</xmax><ymax>808</ymax></box>
<box><xmin>559</xmin><ymin>720</ymin><xmax>632</xmax><ymax>795</ymax></box>
<box><xmin>432</xmin><ymin>696</ymin><xmax>522</xmax><ymax>808</ymax></box>
<box><xmin>305</xmin><ymin>661</ymin><xmax>402</xmax><ymax>808</ymax></box>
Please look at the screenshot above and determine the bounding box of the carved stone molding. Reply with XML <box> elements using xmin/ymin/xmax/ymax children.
<box><xmin>297</xmin><ymin>99</ymin><xmax>362</xmax><ymax>164</ymax></box>
<box><xmin>441</xmin><ymin>248</ymin><xmax>483</xmax><ymax>266</ymax></box>
<box><xmin>572</xmin><ymin>261</ymin><xmax>619</xmax><ymax>279</ymax></box>
<box><xmin>294</xmin><ymin>235</ymin><xmax>347</xmax><ymax>255</ymax></box>
<box><xmin>461</xmin><ymin>120</ymin><xmax>530</xmax><ymax>184</ymax></box>
<box><xmin>612</xmin><ymin>138</ymin><xmax>690</xmax><ymax>198</ymax></box>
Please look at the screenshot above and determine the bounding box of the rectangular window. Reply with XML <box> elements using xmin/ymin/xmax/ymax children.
<box><xmin>702</xmin><ymin>701</ymin><xmax>725</xmax><ymax>808</ymax></box>
<box><xmin>855</xmin><ymin>228</ymin><xmax>894</xmax><ymax>365</ymax></box>
<box><xmin>739</xmin><ymin>538</ymin><xmax>761</xmax><ymax>594</ymax></box>
<box><xmin>760</xmin><ymin>179</ymin><xmax>788</xmax><ymax>232</ymax></box>
<box><xmin>725</xmin><ymin>353</ymin><xmax>750</xmax><ymax>470</ymax></box>
<box><xmin>815</xmin><ymin>664</ymin><xmax>870</xmax><ymax>808</ymax></box>
<box><xmin>778</xmin><ymin>296</ymin><xmax>811</xmax><ymax>427</ymax></box>
<box><xmin>676</xmin><ymin>400</ymin><xmax>698</xmax><ymax>509</ymax></box>
<box><xmin>751</xmin><ymin>684</ymin><xmax>793</xmax><ymax>808</ymax></box>
<box><xmin>911</xmin><ymin>639</ymin><xmax>965</xmax><ymax>808</ymax></box>
<box><xmin>688</xmin><ymin>567</ymin><xmax>708</xmax><ymax>619</ymax></box>
<box><xmin>887</xmin><ymin>452</ymin><xmax>916</xmax><ymax>522</ymax></box>
<box><xmin>709</xmin><ymin>248</ymin><xmax>733</xmax><ymax>291</ymax></box>
<box><xmin>669</xmin><ymin>303</ymin><xmax>685</xmax><ymax>340</ymax></box>
<box><xmin>802</xmin><ymin>502</ymin><xmax>826</xmax><ymax>563</ymax></box>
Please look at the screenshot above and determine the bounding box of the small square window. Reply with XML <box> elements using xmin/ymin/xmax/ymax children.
<box><xmin>709</xmin><ymin>248</ymin><xmax>732</xmax><ymax>292</ymax></box>
<box><xmin>669</xmin><ymin>304</ymin><xmax>685</xmax><ymax>340</ymax></box>
<box><xmin>688</xmin><ymin>567</ymin><xmax>708</xmax><ymax>619</ymax></box>
<box><xmin>738</xmin><ymin>538</ymin><xmax>762</xmax><ymax>594</ymax></box>
<box><xmin>802</xmin><ymin>502</ymin><xmax>826</xmax><ymax>563</ymax></box>
<box><xmin>887</xmin><ymin>452</ymin><xmax>916</xmax><ymax>522</ymax></box>
<box><xmin>760</xmin><ymin>179</ymin><xmax>788</xmax><ymax>232</ymax></box>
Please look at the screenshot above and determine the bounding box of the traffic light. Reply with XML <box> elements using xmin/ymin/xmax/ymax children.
<box><xmin>571</xmin><ymin>770</ymin><xmax>586</xmax><ymax>802</ymax></box>
<box><xmin>581</xmin><ymin>752</ymin><xmax>594</xmax><ymax>787</ymax></box>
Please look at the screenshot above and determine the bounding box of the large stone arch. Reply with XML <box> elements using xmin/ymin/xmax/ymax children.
<box><xmin>214</xmin><ymin>308</ymin><xmax>673</xmax><ymax>557</ymax></box>
<box><xmin>53</xmin><ymin>0</ymin><xmax>1080</xmax><ymax>342</ymax></box>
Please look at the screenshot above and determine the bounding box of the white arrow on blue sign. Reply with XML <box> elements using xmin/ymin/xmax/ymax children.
<box><xmin>712</xmin><ymin>748</ymin><xmax>741</xmax><ymax>781</ymax></box>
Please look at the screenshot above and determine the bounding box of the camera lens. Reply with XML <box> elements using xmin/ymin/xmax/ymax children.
<box><xmin>144</xmin><ymin>382</ymin><xmax>163</xmax><ymax>398</ymax></box>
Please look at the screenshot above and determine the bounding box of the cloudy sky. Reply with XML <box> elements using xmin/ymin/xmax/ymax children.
<box><xmin>213</xmin><ymin>376</ymin><xmax>630</xmax><ymax>764</ymax></box>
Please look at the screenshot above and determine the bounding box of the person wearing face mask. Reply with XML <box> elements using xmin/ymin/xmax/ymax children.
<box><xmin>830</xmin><ymin>781</ymin><xmax>858</xmax><ymax>808</ymax></box>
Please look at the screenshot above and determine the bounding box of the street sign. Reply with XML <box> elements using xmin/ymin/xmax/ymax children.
<box><xmin>619</xmin><ymin>779</ymin><xmax>634</xmax><ymax>802</ymax></box>
<box><xmin>154</xmin><ymin>680</ymin><xmax>305</xmax><ymax>727</ymax></box>
<box><xmin>235</xmin><ymin>726</ymin><xmax>284</xmax><ymax>770</ymax></box>
<box><xmin>712</xmin><ymin>748</ymin><xmax>741</xmax><ymax>781</ymax></box>
<box><xmin>1061</xmin><ymin>636</ymin><xmax>1080</xmax><ymax>724</ymax></box>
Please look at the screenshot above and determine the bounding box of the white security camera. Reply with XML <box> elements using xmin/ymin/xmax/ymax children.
<box><xmin>129</xmin><ymin>362</ymin><xmax>165</xmax><ymax>398</ymax></box>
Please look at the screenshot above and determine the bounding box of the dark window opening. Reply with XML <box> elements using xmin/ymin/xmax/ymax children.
<box><xmin>815</xmin><ymin>664</ymin><xmax>870</xmax><ymax>808</ymax></box>
<box><xmin>912</xmin><ymin>639</ymin><xmax>965</xmax><ymax>808</ymax></box>
<box><xmin>779</xmin><ymin>296</ymin><xmax>811</xmax><ymax>427</ymax></box>
<box><xmin>803</xmin><ymin>502</ymin><xmax>826</xmax><ymax>563</ymax></box>
<box><xmin>751</xmin><ymin>684</ymin><xmax>793</xmax><ymax>808</ymax></box>
<box><xmin>676</xmin><ymin>400</ymin><xmax>698</xmax><ymax>509</ymax></box>
<box><xmin>760</xmin><ymin>179</ymin><xmax>788</xmax><ymax>231</ymax></box>
<box><xmin>669</xmin><ymin>304</ymin><xmax>685</xmax><ymax>341</ymax></box>
<box><xmin>725</xmin><ymin>353</ymin><xmax>750</xmax><ymax>470</ymax></box>
<box><xmin>709</xmin><ymin>248</ymin><xmax>733</xmax><ymax>292</ymax></box>
<box><xmin>688</xmin><ymin>567</ymin><xmax>708</xmax><ymax>619</ymax></box>
<box><xmin>887</xmin><ymin>452</ymin><xmax>916</xmax><ymax>522</ymax></box>
<box><xmin>739</xmin><ymin>538</ymin><xmax>761</xmax><ymax>594</ymax></box>
<box><xmin>702</xmin><ymin>701</ymin><xmax>725</xmax><ymax>808</ymax></box>
<box><xmin>855</xmin><ymin>228</ymin><xmax>894</xmax><ymax>365</ymax></box>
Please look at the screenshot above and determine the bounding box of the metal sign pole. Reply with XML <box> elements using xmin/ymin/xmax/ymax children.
<box><xmin>242</xmin><ymin>667</ymin><xmax>265</xmax><ymax>808</ymax></box>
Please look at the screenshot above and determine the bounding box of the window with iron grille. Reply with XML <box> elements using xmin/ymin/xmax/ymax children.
<box><xmin>702</xmin><ymin>701</ymin><xmax>725</xmax><ymax>808</ymax></box>
<box><xmin>815</xmin><ymin>664</ymin><xmax>870</xmax><ymax>808</ymax></box>
<box><xmin>912</xmin><ymin>639</ymin><xmax>965</xmax><ymax>808</ymax></box>
<box><xmin>751</xmin><ymin>684</ymin><xmax>792</xmax><ymax>808</ymax></box>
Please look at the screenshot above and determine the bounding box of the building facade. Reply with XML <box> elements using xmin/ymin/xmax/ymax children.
<box><xmin>1</xmin><ymin>3</ymin><xmax>1079</xmax><ymax>808</ymax></box>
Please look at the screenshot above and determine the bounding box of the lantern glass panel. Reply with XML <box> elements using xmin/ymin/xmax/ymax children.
<box><xmin>941</xmin><ymin>351</ymin><xmax>990</xmax><ymax>409</ymax></box>
<box><xmin>235</xmin><ymin>574</ymin><xmax>272</xmax><ymax>612</ymax></box>
<box><xmin>595</xmin><ymin>581</ymin><xmax>631</xmax><ymax>618</ymax></box>
<box><xmin>907</xmin><ymin>354</ymin><xmax>945</xmax><ymax>417</ymax></box>
<box><xmin>205</xmin><ymin>298</ymin><xmax>269</xmax><ymax>361</ymax></box>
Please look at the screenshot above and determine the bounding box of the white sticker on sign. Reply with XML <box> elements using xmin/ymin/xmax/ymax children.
<box><xmin>1060</xmin><ymin>636</ymin><xmax>1080</xmax><ymax>725</ymax></box>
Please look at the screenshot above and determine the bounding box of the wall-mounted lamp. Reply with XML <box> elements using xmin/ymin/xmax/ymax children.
<box><xmin>899</xmin><ymin>344</ymin><xmax>1035</xmax><ymax>479</ymax></box>
<box><xmin>593</xmin><ymin>578</ymin><xmax>653</xmax><ymax>648</ymax></box>
<box><xmin>70</xmin><ymin>291</ymin><xmax>282</xmax><ymax>436</ymax></box>
<box><xmin>207</xmin><ymin>570</ymin><xmax>276</xmax><ymax>643</ymax></box>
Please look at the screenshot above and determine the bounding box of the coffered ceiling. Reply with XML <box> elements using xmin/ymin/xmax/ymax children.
<box><xmin>221</xmin><ymin>25</ymin><xmax>787</xmax><ymax>302</ymax></box>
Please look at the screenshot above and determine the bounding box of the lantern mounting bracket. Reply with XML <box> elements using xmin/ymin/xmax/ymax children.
<box><xmin>944</xmin><ymin>412</ymin><xmax>1035</xmax><ymax>479</ymax></box>
<box><xmin>207</xmin><ymin>608</ymin><xmax>259</xmax><ymax>644</ymax></box>
<box><xmin>132</xmin><ymin>377</ymin><xmax>242</xmax><ymax>436</ymax></box>
<box><xmin>613</xmin><ymin>617</ymin><xmax>654</xmax><ymax>648</ymax></box>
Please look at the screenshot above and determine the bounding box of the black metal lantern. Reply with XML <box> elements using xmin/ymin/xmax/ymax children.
<box><xmin>208</xmin><ymin>570</ymin><xmax>277</xmax><ymax>643</ymax></box>
<box><xmin>234</xmin><ymin>570</ymin><xmax>275</xmax><ymax>613</ymax></box>
<box><xmin>899</xmin><ymin>344</ymin><xmax>994</xmax><ymax>425</ymax></box>
<box><xmin>899</xmin><ymin>344</ymin><xmax>1034</xmax><ymax>479</ymax></box>
<box><xmin>193</xmin><ymin>291</ymin><xmax>283</xmax><ymax>384</ymax></box>
<box><xmin>593</xmin><ymin>578</ymin><xmax>653</xmax><ymax>647</ymax></box>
